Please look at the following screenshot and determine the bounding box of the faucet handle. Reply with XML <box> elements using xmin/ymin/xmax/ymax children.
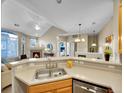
<box><xmin>55</xmin><ymin>62</ymin><xmax>58</xmax><ymax>68</ymax></box>
<box><xmin>46</xmin><ymin>63</ymin><xmax>50</xmax><ymax>69</ymax></box>
<box><xmin>35</xmin><ymin>70</ymin><xmax>39</xmax><ymax>79</ymax></box>
<box><xmin>52</xmin><ymin>62</ymin><xmax>58</xmax><ymax>68</ymax></box>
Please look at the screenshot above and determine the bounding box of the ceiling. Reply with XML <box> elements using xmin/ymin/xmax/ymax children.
<box><xmin>2</xmin><ymin>0</ymin><xmax>113</xmax><ymax>36</ymax></box>
<box><xmin>2</xmin><ymin>0</ymin><xmax>52</xmax><ymax>37</ymax></box>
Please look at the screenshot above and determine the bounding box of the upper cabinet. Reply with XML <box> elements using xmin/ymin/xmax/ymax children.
<box><xmin>118</xmin><ymin>0</ymin><xmax>122</xmax><ymax>54</ymax></box>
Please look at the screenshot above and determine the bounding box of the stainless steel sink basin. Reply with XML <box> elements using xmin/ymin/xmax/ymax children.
<box><xmin>34</xmin><ymin>68</ymin><xmax>67</xmax><ymax>79</ymax></box>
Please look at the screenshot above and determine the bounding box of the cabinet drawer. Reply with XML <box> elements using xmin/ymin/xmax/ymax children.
<box><xmin>43</xmin><ymin>90</ymin><xmax>55</xmax><ymax>93</ymax></box>
<box><xmin>56</xmin><ymin>87</ymin><xmax>72</xmax><ymax>93</ymax></box>
<box><xmin>27</xmin><ymin>79</ymin><xmax>72</xmax><ymax>93</ymax></box>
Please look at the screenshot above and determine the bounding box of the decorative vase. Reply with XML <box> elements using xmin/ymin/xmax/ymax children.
<box><xmin>104</xmin><ymin>54</ymin><xmax>110</xmax><ymax>61</ymax></box>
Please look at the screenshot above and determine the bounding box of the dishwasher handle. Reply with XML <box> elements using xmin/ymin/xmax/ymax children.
<box><xmin>75</xmin><ymin>84</ymin><xmax>97</xmax><ymax>93</ymax></box>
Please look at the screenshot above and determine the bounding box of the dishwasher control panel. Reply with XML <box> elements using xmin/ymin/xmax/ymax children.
<box><xmin>73</xmin><ymin>79</ymin><xmax>113</xmax><ymax>93</ymax></box>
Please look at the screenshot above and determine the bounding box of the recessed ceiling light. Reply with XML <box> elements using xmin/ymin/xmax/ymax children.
<box><xmin>35</xmin><ymin>25</ymin><xmax>40</xmax><ymax>30</ymax></box>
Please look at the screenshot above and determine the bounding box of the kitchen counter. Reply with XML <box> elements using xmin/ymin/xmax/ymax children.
<box><xmin>10</xmin><ymin>57</ymin><xmax>121</xmax><ymax>67</ymax></box>
<box><xmin>15</xmin><ymin>63</ymin><xmax>122</xmax><ymax>93</ymax></box>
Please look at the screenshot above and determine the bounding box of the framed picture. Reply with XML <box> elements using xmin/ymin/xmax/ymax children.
<box><xmin>105</xmin><ymin>35</ymin><xmax>113</xmax><ymax>43</ymax></box>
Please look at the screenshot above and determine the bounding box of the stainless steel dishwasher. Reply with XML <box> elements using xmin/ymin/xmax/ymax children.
<box><xmin>73</xmin><ymin>79</ymin><xmax>113</xmax><ymax>93</ymax></box>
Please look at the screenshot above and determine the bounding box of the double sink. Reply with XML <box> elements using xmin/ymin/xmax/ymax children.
<box><xmin>34</xmin><ymin>59</ymin><xmax>67</xmax><ymax>80</ymax></box>
<box><xmin>34</xmin><ymin>68</ymin><xmax>67</xmax><ymax>79</ymax></box>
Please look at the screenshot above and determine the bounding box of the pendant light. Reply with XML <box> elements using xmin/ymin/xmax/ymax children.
<box><xmin>91</xmin><ymin>30</ymin><xmax>96</xmax><ymax>47</ymax></box>
<box><xmin>81</xmin><ymin>24</ymin><xmax>85</xmax><ymax>42</ymax></box>
<box><xmin>56</xmin><ymin>0</ymin><xmax>62</xmax><ymax>4</ymax></box>
<box><xmin>75</xmin><ymin>38</ymin><xmax>81</xmax><ymax>42</ymax></box>
<box><xmin>81</xmin><ymin>38</ymin><xmax>85</xmax><ymax>42</ymax></box>
<box><xmin>75</xmin><ymin>24</ymin><xmax>81</xmax><ymax>42</ymax></box>
<box><xmin>75</xmin><ymin>24</ymin><xmax>85</xmax><ymax>42</ymax></box>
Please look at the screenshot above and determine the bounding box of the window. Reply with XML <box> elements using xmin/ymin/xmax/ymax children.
<box><xmin>59</xmin><ymin>42</ymin><xmax>66</xmax><ymax>56</ymax></box>
<box><xmin>1</xmin><ymin>31</ymin><xmax>18</xmax><ymax>58</ymax></box>
<box><xmin>30</xmin><ymin>38</ymin><xmax>37</xmax><ymax>47</ymax></box>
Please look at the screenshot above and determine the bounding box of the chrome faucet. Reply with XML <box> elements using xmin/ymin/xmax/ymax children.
<box><xmin>46</xmin><ymin>58</ymin><xmax>58</xmax><ymax>69</ymax></box>
<box><xmin>46</xmin><ymin>57</ymin><xmax>58</xmax><ymax>77</ymax></box>
<box><xmin>34</xmin><ymin>58</ymin><xmax>58</xmax><ymax>79</ymax></box>
<box><xmin>35</xmin><ymin>69</ymin><xmax>40</xmax><ymax>79</ymax></box>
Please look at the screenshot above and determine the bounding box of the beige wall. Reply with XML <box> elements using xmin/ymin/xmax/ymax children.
<box><xmin>67</xmin><ymin>34</ymin><xmax>88</xmax><ymax>53</ymax></box>
<box><xmin>98</xmin><ymin>0</ymin><xmax>119</xmax><ymax>63</ymax></box>
<box><xmin>113</xmin><ymin>0</ymin><xmax>119</xmax><ymax>62</ymax></box>
<box><xmin>17</xmin><ymin>32</ymin><xmax>31</xmax><ymax>58</ymax></box>
<box><xmin>25</xmin><ymin>34</ymin><xmax>30</xmax><ymax>57</ymax></box>
<box><xmin>98</xmin><ymin>18</ymin><xmax>113</xmax><ymax>53</ymax></box>
<box><xmin>39</xmin><ymin>26</ymin><xmax>66</xmax><ymax>56</ymax></box>
<box><xmin>76</xmin><ymin>35</ymin><xmax>88</xmax><ymax>52</ymax></box>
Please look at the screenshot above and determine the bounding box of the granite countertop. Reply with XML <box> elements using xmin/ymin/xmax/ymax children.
<box><xmin>15</xmin><ymin>63</ymin><xmax>122</xmax><ymax>93</ymax></box>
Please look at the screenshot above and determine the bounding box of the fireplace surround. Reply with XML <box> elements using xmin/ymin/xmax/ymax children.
<box><xmin>30</xmin><ymin>48</ymin><xmax>42</xmax><ymax>58</ymax></box>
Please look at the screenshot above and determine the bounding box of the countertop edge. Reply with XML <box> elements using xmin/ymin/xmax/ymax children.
<box><xmin>10</xmin><ymin>57</ymin><xmax>122</xmax><ymax>67</ymax></box>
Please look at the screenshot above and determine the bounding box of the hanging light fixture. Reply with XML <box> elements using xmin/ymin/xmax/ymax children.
<box><xmin>92</xmin><ymin>43</ymin><xmax>96</xmax><ymax>47</ymax></box>
<box><xmin>75</xmin><ymin>24</ymin><xmax>85</xmax><ymax>42</ymax></box>
<box><xmin>56</xmin><ymin>0</ymin><xmax>62</xmax><ymax>4</ymax></box>
<box><xmin>81</xmin><ymin>38</ymin><xmax>85</xmax><ymax>42</ymax></box>
<box><xmin>75</xmin><ymin>24</ymin><xmax>81</xmax><ymax>42</ymax></box>
<box><xmin>81</xmin><ymin>34</ymin><xmax>85</xmax><ymax>42</ymax></box>
<box><xmin>81</xmin><ymin>24</ymin><xmax>85</xmax><ymax>42</ymax></box>
<box><xmin>75</xmin><ymin>38</ymin><xmax>81</xmax><ymax>42</ymax></box>
<box><xmin>91</xmin><ymin>30</ymin><xmax>96</xmax><ymax>47</ymax></box>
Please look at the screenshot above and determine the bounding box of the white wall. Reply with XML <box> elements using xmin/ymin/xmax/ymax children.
<box><xmin>39</xmin><ymin>26</ymin><xmax>66</xmax><ymax>56</ymax></box>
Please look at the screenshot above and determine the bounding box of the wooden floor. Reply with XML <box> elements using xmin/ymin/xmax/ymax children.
<box><xmin>2</xmin><ymin>86</ymin><xmax>11</xmax><ymax>93</ymax></box>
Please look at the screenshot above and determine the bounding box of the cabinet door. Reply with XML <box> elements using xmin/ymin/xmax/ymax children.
<box><xmin>56</xmin><ymin>87</ymin><xmax>72</xmax><ymax>93</ymax></box>
<box><xmin>28</xmin><ymin>79</ymin><xmax>72</xmax><ymax>93</ymax></box>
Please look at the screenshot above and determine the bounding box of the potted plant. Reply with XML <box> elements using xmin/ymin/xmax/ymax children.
<box><xmin>104</xmin><ymin>46</ymin><xmax>112</xmax><ymax>61</ymax></box>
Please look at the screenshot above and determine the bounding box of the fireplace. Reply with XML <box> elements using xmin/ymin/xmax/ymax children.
<box><xmin>33</xmin><ymin>52</ymin><xmax>40</xmax><ymax>58</ymax></box>
<box><xmin>30</xmin><ymin>48</ymin><xmax>42</xmax><ymax>58</ymax></box>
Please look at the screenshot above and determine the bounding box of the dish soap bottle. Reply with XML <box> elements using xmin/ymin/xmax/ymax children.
<box><xmin>66</xmin><ymin>60</ymin><xmax>73</xmax><ymax>68</ymax></box>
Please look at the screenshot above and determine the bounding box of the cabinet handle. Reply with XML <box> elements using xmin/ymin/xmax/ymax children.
<box><xmin>75</xmin><ymin>84</ymin><xmax>96</xmax><ymax>93</ymax></box>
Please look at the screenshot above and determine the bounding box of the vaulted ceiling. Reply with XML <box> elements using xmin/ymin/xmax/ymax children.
<box><xmin>2</xmin><ymin>0</ymin><xmax>113</xmax><ymax>37</ymax></box>
<box><xmin>2</xmin><ymin>0</ymin><xmax>52</xmax><ymax>37</ymax></box>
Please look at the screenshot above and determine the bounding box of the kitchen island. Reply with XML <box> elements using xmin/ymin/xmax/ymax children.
<box><xmin>10</xmin><ymin>57</ymin><xmax>122</xmax><ymax>93</ymax></box>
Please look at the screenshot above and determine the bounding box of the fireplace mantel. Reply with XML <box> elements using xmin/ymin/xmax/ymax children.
<box><xmin>30</xmin><ymin>47</ymin><xmax>43</xmax><ymax>58</ymax></box>
<box><xmin>30</xmin><ymin>47</ymin><xmax>43</xmax><ymax>51</ymax></box>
